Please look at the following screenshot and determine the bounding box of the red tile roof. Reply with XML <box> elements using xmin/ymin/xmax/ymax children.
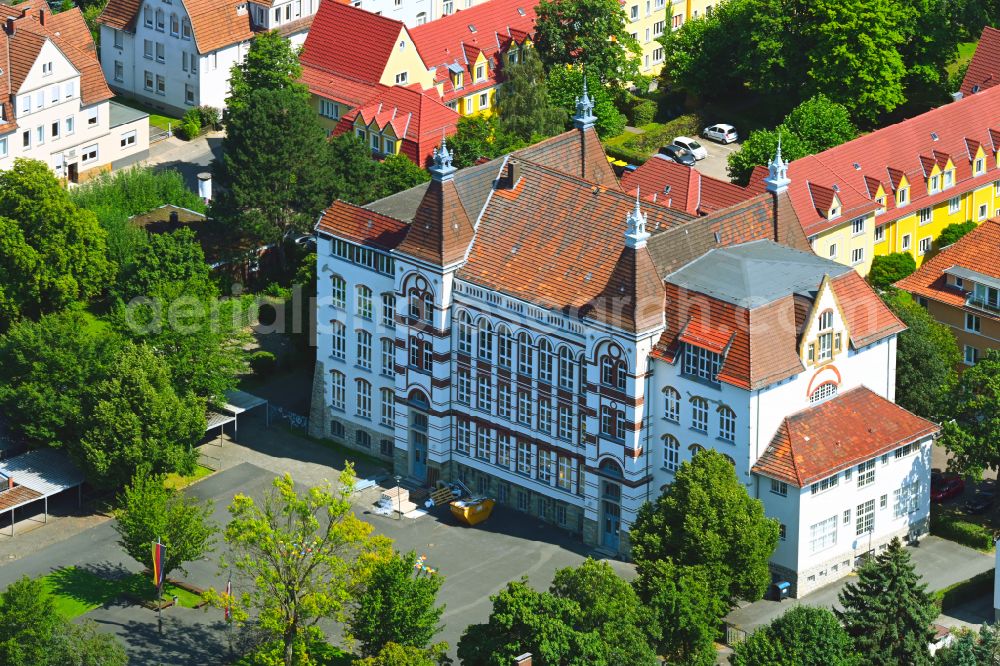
<box><xmin>961</xmin><ymin>26</ymin><xmax>1000</xmax><ymax>97</ymax></box>
<box><xmin>785</xmin><ymin>85</ymin><xmax>1000</xmax><ymax>237</ymax></box>
<box><xmin>95</xmin><ymin>0</ymin><xmax>139</xmax><ymax>31</ymax></box>
<box><xmin>315</xmin><ymin>200</ymin><xmax>409</xmax><ymax>250</ymax></box>
<box><xmin>831</xmin><ymin>270</ymin><xmax>906</xmax><ymax>347</ymax></box>
<box><xmin>300</xmin><ymin>2</ymin><xmax>412</xmax><ymax>85</ymax></box>
<box><xmin>752</xmin><ymin>386</ymin><xmax>939</xmax><ymax>486</ymax></box>
<box><xmin>895</xmin><ymin>218</ymin><xmax>1000</xmax><ymax>310</ymax></box>
<box><xmin>396</xmin><ymin>174</ymin><xmax>476</xmax><ymax>265</ymax></box>
<box><xmin>99</xmin><ymin>0</ymin><xmax>255</xmax><ymax>54</ymax></box>
<box><xmin>622</xmin><ymin>155</ymin><xmax>756</xmax><ymax>216</ymax></box>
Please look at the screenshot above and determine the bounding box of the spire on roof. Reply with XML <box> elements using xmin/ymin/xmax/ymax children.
<box><xmin>573</xmin><ymin>75</ymin><xmax>596</xmax><ymax>130</ymax></box>
<box><xmin>625</xmin><ymin>188</ymin><xmax>649</xmax><ymax>249</ymax></box>
<box><xmin>764</xmin><ymin>133</ymin><xmax>791</xmax><ymax>194</ymax></box>
<box><xmin>430</xmin><ymin>135</ymin><xmax>456</xmax><ymax>182</ymax></box>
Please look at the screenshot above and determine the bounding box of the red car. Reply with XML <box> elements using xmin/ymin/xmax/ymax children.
<box><xmin>931</xmin><ymin>475</ymin><xmax>965</xmax><ymax>502</ymax></box>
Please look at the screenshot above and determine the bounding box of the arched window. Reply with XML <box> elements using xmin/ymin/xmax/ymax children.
<box><xmin>557</xmin><ymin>346</ymin><xmax>575</xmax><ymax>390</ymax></box>
<box><xmin>724</xmin><ymin>455</ymin><xmax>736</xmax><ymax>466</ymax></box>
<box><xmin>537</xmin><ymin>338</ymin><xmax>553</xmax><ymax>383</ymax></box>
<box><xmin>169</xmin><ymin>12</ymin><xmax>179</xmax><ymax>35</ymax></box>
<box><xmin>496</xmin><ymin>325</ymin><xmax>512</xmax><ymax>369</ymax></box>
<box><xmin>599</xmin><ymin>344</ymin><xmax>627</xmax><ymax>390</ymax></box>
<box><xmin>329</xmin><ymin>370</ymin><xmax>345</xmax><ymax>410</ymax></box>
<box><xmin>689</xmin><ymin>443</ymin><xmax>705</xmax><ymax>457</ymax></box>
<box><xmin>155</xmin><ymin>8</ymin><xmax>164</xmax><ymax>30</ymax></box>
<box><xmin>718</xmin><ymin>406</ymin><xmax>736</xmax><ymax>442</ymax></box>
<box><xmin>330</xmin><ymin>275</ymin><xmax>346</xmax><ymax>309</ymax></box>
<box><xmin>690</xmin><ymin>397</ymin><xmax>708</xmax><ymax>432</ymax></box>
<box><xmin>407</xmin><ymin>278</ymin><xmax>434</xmax><ymax>323</ymax></box>
<box><xmin>356</xmin><ymin>330</ymin><xmax>372</xmax><ymax>369</ymax></box>
<box><xmin>477</xmin><ymin>319</ymin><xmax>493</xmax><ymax>361</ymax></box>
<box><xmin>517</xmin><ymin>332</ymin><xmax>533</xmax><ymax>375</ymax></box>
<box><xmin>381</xmin><ymin>292</ymin><xmax>395</xmax><ymax>327</ymax></box>
<box><xmin>600</xmin><ymin>404</ymin><xmax>625</xmax><ymax>441</ymax></box>
<box><xmin>355</xmin><ymin>379</ymin><xmax>371</xmax><ymax>418</ymax></box>
<box><xmin>810</xmin><ymin>382</ymin><xmax>838</xmax><ymax>403</ymax></box>
<box><xmin>457</xmin><ymin>311</ymin><xmax>473</xmax><ymax>353</ymax></box>
<box><xmin>663</xmin><ymin>387</ymin><xmax>680</xmax><ymax>422</ymax></box>
<box><xmin>330</xmin><ymin>321</ymin><xmax>346</xmax><ymax>360</ymax></box>
<box><xmin>181</xmin><ymin>17</ymin><xmax>191</xmax><ymax>39</ymax></box>
<box><xmin>380</xmin><ymin>337</ymin><xmax>394</xmax><ymax>376</ymax></box>
<box><xmin>380</xmin><ymin>388</ymin><xmax>394</xmax><ymax>427</ymax></box>
<box><xmin>662</xmin><ymin>434</ymin><xmax>679</xmax><ymax>472</ymax></box>
<box><xmin>599</xmin><ymin>457</ymin><xmax>624</xmax><ymax>478</ymax></box>
<box><xmin>356</xmin><ymin>286</ymin><xmax>373</xmax><ymax>319</ymax></box>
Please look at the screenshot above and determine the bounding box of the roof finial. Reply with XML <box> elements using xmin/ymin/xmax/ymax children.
<box><xmin>430</xmin><ymin>134</ymin><xmax>456</xmax><ymax>182</ymax></box>
<box><xmin>765</xmin><ymin>132</ymin><xmax>791</xmax><ymax>194</ymax></box>
<box><xmin>625</xmin><ymin>188</ymin><xmax>649</xmax><ymax>249</ymax></box>
<box><xmin>573</xmin><ymin>72</ymin><xmax>596</xmax><ymax>131</ymax></box>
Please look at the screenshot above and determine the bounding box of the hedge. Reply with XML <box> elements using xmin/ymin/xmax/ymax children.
<box><xmin>930</xmin><ymin>510</ymin><xmax>995</xmax><ymax>551</ymax></box>
<box><xmin>603</xmin><ymin>114</ymin><xmax>705</xmax><ymax>167</ymax></box>
<box><xmin>932</xmin><ymin>569</ymin><xmax>995</xmax><ymax>612</ymax></box>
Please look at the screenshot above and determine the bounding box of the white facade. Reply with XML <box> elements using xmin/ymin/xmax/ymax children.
<box><xmin>348</xmin><ymin>0</ymin><xmax>489</xmax><ymax>28</ymax></box>
<box><xmin>2</xmin><ymin>33</ymin><xmax>147</xmax><ymax>179</ymax></box>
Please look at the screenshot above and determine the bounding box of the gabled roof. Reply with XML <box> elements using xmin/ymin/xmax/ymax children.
<box><xmin>961</xmin><ymin>26</ymin><xmax>1000</xmax><ymax>97</ymax></box>
<box><xmin>395</xmin><ymin>174</ymin><xmax>476</xmax><ymax>266</ymax></box>
<box><xmin>315</xmin><ymin>200</ymin><xmax>410</xmax><ymax>251</ymax></box>
<box><xmin>895</xmin><ymin>218</ymin><xmax>1000</xmax><ymax>310</ymax></box>
<box><xmin>785</xmin><ymin>85</ymin><xmax>1000</xmax><ymax>236</ymax></box>
<box><xmin>95</xmin><ymin>0</ymin><xmax>140</xmax><ymax>31</ymax></box>
<box><xmin>830</xmin><ymin>270</ymin><xmax>906</xmax><ymax>347</ymax></box>
<box><xmin>300</xmin><ymin>2</ymin><xmax>412</xmax><ymax>84</ymax></box>
<box><xmin>99</xmin><ymin>0</ymin><xmax>256</xmax><ymax>54</ymax></box>
<box><xmin>621</xmin><ymin>154</ymin><xmax>755</xmax><ymax>216</ymax></box>
<box><xmin>752</xmin><ymin>387</ymin><xmax>939</xmax><ymax>486</ymax></box>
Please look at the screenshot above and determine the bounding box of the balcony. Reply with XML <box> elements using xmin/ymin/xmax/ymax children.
<box><xmin>966</xmin><ymin>294</ymin><xmax>1000</xmax><ymax>316</ymax></box>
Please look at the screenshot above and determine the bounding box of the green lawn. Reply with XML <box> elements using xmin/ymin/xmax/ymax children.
<box><xmin>112</xmin><ymin>96</ymin><xmax>182</xmax><ymax>132</ymax></box>
<box><xmin>38</xmin><ymin>566</ymin><xmax>203</xmax><ymax>619</ymax></box>
<box><xmin>948</xmin><ymin>40</ymin><xmax>978</xmax><ymax>76</ymax></box>
<box><xmin>163</xmin><ymin>464</ymin><xmax>214</xmax><ymax>490</ymax></box>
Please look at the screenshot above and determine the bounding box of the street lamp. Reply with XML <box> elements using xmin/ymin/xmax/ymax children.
<box><xmin>394</xmin><ymin>475</ymin><xmax>402</xmax><ymax>520</ymax></box>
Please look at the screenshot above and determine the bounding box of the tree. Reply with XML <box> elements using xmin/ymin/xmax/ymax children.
<box><xmin>727</xmin><ymin>129</ymin><xmax>808</xmax><ymax>186</ymax></box>
<box><xmin>328</xmin><ymin>133</ymin><xmax>382</xmax><ymax>204</ymax></box>
<box><xmin>731</xmin><ymin>606</ymin><xmax>857</xmax><ymax>666</ymax></box>
<box><xmin>375</xmin><ymin>153</ymin><xmax>431</xmax><ymax>200</ymax></box>
<box><xmin>935</xmin><ymin>623</ymin><xmax>1000</xmax><ymax>665</ymax></box>
<box><xmin>0</xmin><ymin>577</ymin><xmax>127</xmax><ymax>666</ymax></box>
<box><xmin>868</xmin><ymin>252</ymin><xmax>917</xmax><ymax>290</ymax></box>
<box><xmin>937</xmin><ymin>220</ymin><xmax>977</xmax><ymax>248</ymax></box>
<box><xmin>836</xmin><ymin>537</ymin><xmax>936</xmax><ymax>666</ymax></box>
<box><xmin>349</xmin><ymin>551</ymin><xmax>445</xmax><ymax>657</ymax></box>
<box><xmin>447</xmin><ymin>115</ymin><xmax>525</xmax><ymax>169</ymax></box>
<box><xmin>881</xmin><ymin>290</ymin><xmax>959</xmax><ymax>420</ymax></box>
<box><xmin>0</xmin><ymin>159</ymin><xmax>113</xmax><ymax>329</ymax></box>
<box><xmin>895</xmin><ymin>0</ymin><xmax>961</xmax><ymax>95</ymax></box>
<box><xmin>111</xmin><ymin>228</ymin><xmax>215</xmax><ymax>303</ymax></box>
<box><xmin>226</xmin><ymin>31</ymin><xmax>304</xmax><ymax>115</ymax></box>
<box><xmin>942</xmin><ymin>349</ymin><xmax>1000</xmax><ymax>475</ymax></box>
<box><xmin>547</xmin><ymin>65</ymin><xmax>626</xmax><ymax>138</ymax></box>
<box><xmin>534</xmin><ymin>0</ymin><xmax>642</xmax><ymax>87</ymax></box>
<box><xmin>113</xmin><ymin>467</ymin><xmax>217</xmax><ymax>583</ymax></box>
<box><xmin>495</xmin><ymin>49</ymin><xmax>566</xmax><ymax>142</ymax></box>
<box><xmin>354</xmin><ymin>642</ymin><xmax>452</xmax><ymax>666</ymax></box>
<box><xmin>630</xmin><ymin>449</ymin><xmax>779</xmax><ymax>603</ymax></box>
<box><xmin>782</xmin><ymin>94</ymin><xmax>858</xmax><ymax>153</ymax></box>
<box><xmin>204</xmin><ymin>471</ymin><xmax>390</xmax><ymax>666</ymax></box>
<box><xmin>632</xmin><ymin>560</ymin><xmax>724</xmax><ymax>666</ymax></box>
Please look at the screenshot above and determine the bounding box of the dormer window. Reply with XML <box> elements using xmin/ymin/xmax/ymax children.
<box><xmin>452</xmin><ymin>71</ymin><xmax>463</xmax><ymax>88</ymax></box>
<box><xmin>236</xmin><ymin>3</ymin><xmax>246</xmax><ymax>15</ymax></box>
<box><xmin>896</xmin><ymin>187</ymin><xmax>908</xmax><ymax>205</ymax></box>
<box><xmin>814</xmin><ymin>309</ymin><xmax>838</xmax><ymax>363</ymax></box>
<box><xmin>476</xmin><ymin>64</ymin><xmax>485</xmax><ymax>81</ymax></box>
<box><xmin>819</xmin><ymin>310</ymin><xmax>833</xmax><ymax>330</ymax></box>
<box><xmin>943</xmin><ymin>169</ymin><xmax>954</xmax><ymax>188</ymax></box>
<box><xmin>682</xmin><ymin>344</ymin><xmax>721</xmax><ymax>383</ymax></box>
<box><xmin>828</xmin><ymin>205</ymin><xmax>840</xmax><ymax>220</ymax></box>
<box><xmin>875</xmin><ymin>195</ymin><xmax>886</xmax><ymax>214</ymax></box>
<box><xmin>395</xmin><ymin>72</ymin><xmax>408</xmax><ymax>84</ymax></box>
<box><xmin>975</xmin><ymin>157</ymin><xmax>985</xmax><ymax>175</ymax></box>
<box><xmin>929</xmin><ymin>174</ymin><xmax>939</xmax><ymax>193</ymax></box>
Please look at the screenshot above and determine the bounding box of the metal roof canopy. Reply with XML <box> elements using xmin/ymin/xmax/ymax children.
<box><xmin>0</xmin><ymin>449</ymin><xmax>85</xmax><ymax>536</ymax></box>
<box><xmin>206</xmin><ymin>411</ymin><xmax>237</xmax><ymax>431</ymax></box>
<box><xmin>223</xmin><ymin>390</ymin><xmax>268</xmax><ymax>415</ymax></box>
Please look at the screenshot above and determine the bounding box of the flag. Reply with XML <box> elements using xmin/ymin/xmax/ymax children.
<box><xmin>151</xmin><ymin>540</ymin><xmax>166</xmax><ymax>591</ymax></box>
<box><xmin>224</xmin><ymin>578</ymin><xmax>232</xmax><ymax>621</ymax></box>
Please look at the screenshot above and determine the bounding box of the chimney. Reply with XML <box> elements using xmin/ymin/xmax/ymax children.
<box><xmin>5</xmin><ymin>18</ymin><xmax>14</xmax><ymax>36</ymax></box>
<box><xmin>503</xmin><ymin>158</ymin><xmax>521</xmax><ymax>189</ymax></box>
<box><xmin>38</xmin><ymin>9</ymin><xmax>44</xmax><ymax>26</ymax></box>
<box><xmin>197</xmin><ymin>172</ymin><xmax>212</xmax><ymax>202</ymax></box>
<box><xmin>514</xmin><ymin>654</ymin><xmax>532</xmax><ymax>666</ymax></box>
<box><xmin>169</xmin><ymin>210</ymin><xmax>180</xmax><ymax>224</ymax></box>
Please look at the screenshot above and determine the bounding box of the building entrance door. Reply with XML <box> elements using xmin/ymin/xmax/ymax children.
<box><xmin>601</xmin><ymin>479</ymin><xmax>621</xmax><ymax>550</ymax></box>
<box><xmin>67</xmin><ymin>162</ymin><xmax>78</xmax><ymax>184</ymax></box>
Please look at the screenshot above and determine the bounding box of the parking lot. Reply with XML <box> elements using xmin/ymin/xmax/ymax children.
<box><xmin>692</xmin><ymin>137</ymin><xmax>742</xmax><ymax>182</ymax></box>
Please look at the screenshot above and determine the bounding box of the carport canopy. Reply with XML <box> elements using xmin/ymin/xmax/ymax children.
<box><xmin>209</xmin><ymin>390</ymin><xmax>270</xmax><ymax>441</ymax></box>
<box><xmin>0</xmin><ymin>449</ymin><xmax>85</xmax><ymax>536</ymax></box>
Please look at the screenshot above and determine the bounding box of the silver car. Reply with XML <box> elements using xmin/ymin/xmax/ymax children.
<box><xmin>702</xmin><ymin>123</ymin><xmax>739</xmax><ymax>144</ymax></box>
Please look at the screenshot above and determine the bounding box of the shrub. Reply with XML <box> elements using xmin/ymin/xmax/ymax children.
<box><xmin>630</xmin><ymin>98</ymin><xmax>657</xmax><ymax>127</ymax></box>
<box><xmin>930</xmin><ymin>510</ymin><xmax>994</xmax><ymax>551</ymax></box>
<box><xmin>181</xmin><ymin>109</ymin><xmax>202</xmax><ymax>140</ymax></box>
<box><xmin>868</xmin><ymin>252</ymin><xmax>917</xmax><ymax>290</ymax></box>
<box><xmin>932</xmin><ymin>570</ymin><xmax>995</xmax><ymax>612</ymax></box>
<box><xmin>197</xmin><ymin>106</ymin><xmax>221</xmax><ymax>130</ymax></box>
<box><xmin>937</xmin><ymin>220</ymin><xmax>977</xmax><ymax>248</ymax></box>
<box><xmin>248</xmin><ymin>350</ymin><xmax>277</xmax><ymax>376</ymax></box>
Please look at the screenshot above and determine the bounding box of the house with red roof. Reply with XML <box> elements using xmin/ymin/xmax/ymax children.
<box><xmin>960</xmin><ymin>26</ymin><xmax>1000</xmax><ymax>98</ymax></box>
<box><xmin>621</xmin><ymin>153</ymin><xmax>756</xmax><ymax>216</ymax></box>
<box><xmin>780</xmin><ymin>83</ymin><xmax>1000</xmax><ymax>275</ymax></box>
<box><xmin>0</xmin><ymin>0</ymin><xmax>149</xmax><ymax>181</ymax></box>
<box><xmin>896</xmin><ymin>218</ymin><xmax>1000</xmax><ymax>367</ymax></box>
<box><xmin>310</xmin><ymin>90</ymin><xmax>936</xmax><ymax>596</ymax></box>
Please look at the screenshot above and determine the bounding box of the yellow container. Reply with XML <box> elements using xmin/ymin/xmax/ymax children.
<box><xmin>449</xmin><ymin>497</ymin><xmax>495</xmax><ymax>526</ymax></box>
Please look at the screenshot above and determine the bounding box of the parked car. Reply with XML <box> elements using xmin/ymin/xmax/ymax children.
<box><xmin>658</xmin><ymin>144</ymin><xmax>696</xmax><ymax>167</ymax></box>
<box><xmin>931</xmin><ymin>475</ymin><xmax>965</xmax><ymax>502</ymax></box>
<box><xmin>964</xmin><ymin>490</ymin><xmax>995</xmax><ymax>514</ymax></box>
<box><xmin>672</xmin><ymin>136</ymin><xmax>708</xmax><ymax>160</ymax></box>
<box><xmin>702</xmin><ymin>123</ymin><xmax>739</xmax><ymax>144</ymax></box>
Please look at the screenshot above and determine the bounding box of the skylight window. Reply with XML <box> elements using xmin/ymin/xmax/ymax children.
<box><xmin>517</xmin><ymin>7</ymin><xmax>525</xmax><ymax>14</ymax></box>
<box><xmin>468</xmin><ymin>24</ymin><xmax>476</xmax><ymax>32</ymax></box>
<box><xmin>930</xmin><ymin>132</ymin><xmax>939</xmax><ymax>141</ymax></box>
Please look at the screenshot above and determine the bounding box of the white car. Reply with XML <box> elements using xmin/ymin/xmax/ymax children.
<box><xmin>702</xmin><ymin>123</ymin><xmax>739</xmax><ymax>144</ymax></box>
<box><xmin>673</xmin><ymin>136</ymin><xmax>708</xmax><ymax>161</ymax></box>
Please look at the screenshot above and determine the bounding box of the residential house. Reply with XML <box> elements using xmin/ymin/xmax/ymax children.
<box><xmin>347</xmin><ymin>0</ymin><xmax>491</xmax><ymax>28</ymax></box>
<box><xmin>0</xmin><ymin>1</ymin><xmax>149</xmax><ymax>181</ymax></box>
<box><xmin>896</xmin><ymin>219</ymin><xmax>1000</xmax><ymax>367</ymax></box>
<box><xmin>409</xmin><ymin>0</ymin><xmax>536</xmax><ymax>116</ymax></box>
<box><xmin>621</xmin><ymin>153</ymin><xmax>754</xmax><ymax>216</ymax></box>
<box><xmin>960</xmin><ymin>26</ymin><xmax>1000</xmax><ymax>98</ymax></box>
<box><xmin>623</xmin><ymin>0</ymin><xmax>667</xmax><ymax>76</ymax></box>
<box><xmin>299</xmin><ymin>1</ymin><xmax>458</xmax><ymax>164</ymax></box>
<box><xmin>780</xmin><ymin>84</ymin><xmax>1000</xmax><ymax>274</ymax></box>
<box><xmin>98</xmin><ymin>0</ymin><xmax>319</xmax><ymax>115</ymax></box>
<box><xmin>310</xmin><ymin>89</ymin><xmax>936</xmax><ymax>595</ymax></box>
<box><xmin>669</xmin><ymin>0</ymin><xmax>715</xmax><ymax>33</ymax></box>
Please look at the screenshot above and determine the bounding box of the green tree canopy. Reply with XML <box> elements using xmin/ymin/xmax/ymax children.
<box><xmin>836</xmin><ymin>537</ymin><xmax>936</xmax><ymax>666</ymax></box>
<box><xmin>496</xmin><ymin>48</ymin><xmax>567</xmax><ymax>142</ymax></box>
<box><xmin>782</xmin><ymin>94</ymin><xmax>859</xmax><ymax>153</ymax></box>
<box><xmin>354</xmin><ymin>642</ymin><xmax>451</xmax><ymax>666</ymax></box>
<box><xmin>0</xmin><ymin>159</ymin><xmax>113</xmax><ymax>329</ymax></box>
<box><xmin>447</xmin><ymin>115</ymin><xmax>525</xmax><ymax>169</ymax></box>
<box><xmin>113</xmin><ymin>467</ymin><xmax>217</xmax><ymax>582</ymax></box>
<box><xmin>534</xmin><ymin>0</ymin><xmax>642</xmax><ymax>87</ymax></box>
<box><xmin>349</xmin><ymin>551</ymin><xmax>445</xmax><ymax>657</ymax></box>
<box><xmin>204</xmin><ymin>471</ymin><xmax>391</xmax><ymax>666</ymax></box>
<box><xmin>112</xmin><ymin>228</ymin><xmax>215</xmax><ymax>303</ymax></box>
<box><xmin>941</xmin><ymin>349</ymin><xmax>1000</xmax><ymax>475</ymax></box>
<box><xmin>934</xmin><ymin>623</ymin><xmax>1000</xmax><ymax>665</ymax></box>
<box><xmin>226</xmin><ymin>30</ymin><xmax>304</xmax><ymax>114</ymax></box>
<box><xmin>731</xmin><ymin>605</ymin><xmax>857</xmax><ymax>666</ymax></box>
<box><xmin>547</xmin><ymin>65</ymin><xmax>626</xmax><ymax>138</ymax></box>
<box><xmin>937</xmin><ymin>220</ymin><xmax>977</xmax><ymax>248</ymax></box>
<box><xmin>868</xmin><ymin>252</ymin><xmax>917</xmax><ymax>290</ymax></box>
<box><xmin>375</xmin><ymin>153</ymin><xmax>431</xmax><ymax>200</ymax></box>
<box><xmin>727</xmin><ymin>129</ymin><xmax>809</xmax><ymax>186</ymax></box>
<box><xmin>630</xmin><ymin>449</ymin><xmax>779</xmax><ymax>603</ymax></box>
<box><xmin>881</xmin><ymin>289</ymin><xmax>959</xmax><ymax>419</ymax></box>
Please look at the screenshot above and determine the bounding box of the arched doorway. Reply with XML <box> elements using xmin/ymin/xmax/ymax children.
<box><xmin>599</xmin><ymin>458</ymin><xmax>623</xmax><ymax>550</ymax></box>
<box><xmin>408</xmin><ymin>389</ymin><xmax>429</xmax><ymax>482</ymax></box>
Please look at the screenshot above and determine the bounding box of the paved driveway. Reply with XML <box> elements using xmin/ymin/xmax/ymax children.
<box><xmin>693</xmin><ymin>139</ymin><xmax>741</xmax><ymax>182</ymax></box>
